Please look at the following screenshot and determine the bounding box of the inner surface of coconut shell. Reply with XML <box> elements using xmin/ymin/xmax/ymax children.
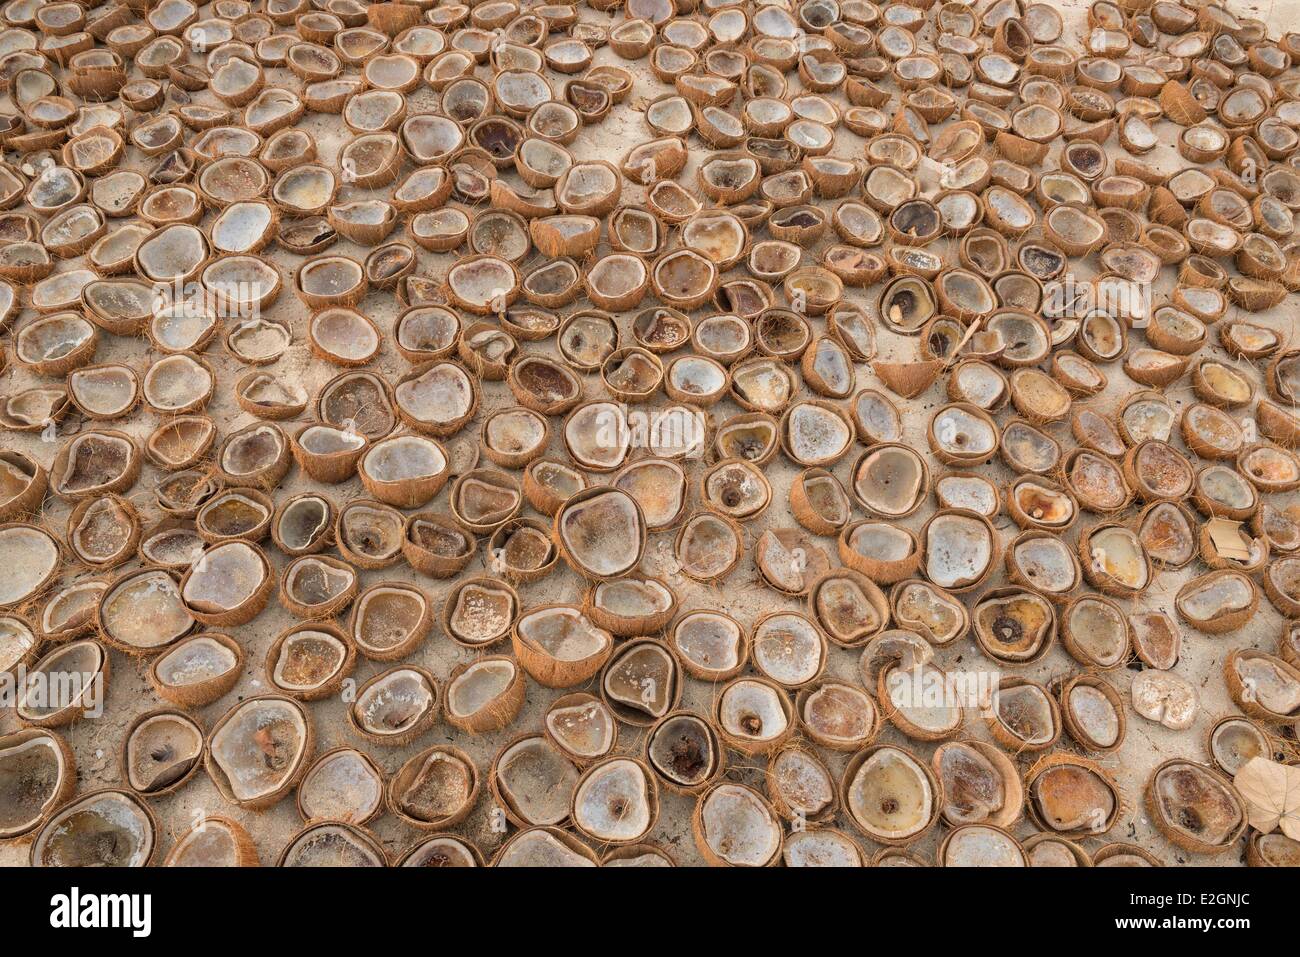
<box><xmin>1</xmin><ymin>0</ymin><xmax>1294</xmax><ymax>873</ymax></box>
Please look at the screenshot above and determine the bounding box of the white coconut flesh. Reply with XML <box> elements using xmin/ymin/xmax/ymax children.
<box><xmin>144</xmin><ymin>354</ymin><xmax>212</xmax><ymax>410</ymax></box>
<box><xmin>212</xmin><ymin>202</ymin><xmax>273</xmax><ymax>252</ymax></box>
<box><xmin>486</xmin><ymin>410</ymin><xmax>545</xmax><ymax>454</ymax></box>
<box><xmin>40</xmin><ymin>582</ymin><xmax>107</xmax><ymax>636</ymax></box>
<box><xmin>1209</xmin><ymin>720</ymin><xmax>1268</xmax><ymax>775</ymax></box>
<box><xmin>444</xmin><ymin>584</ymin><xmax>511</xmax><ymax>645</ymax></box>
<box><xmin>169</xmin><ymin>823</ymin><xmax>242</xmax><ymax>866</ymax></box>
<box><xmin>1027</xmin><ymin>839</ymin><xmax>1080</xmax><ymax>867</ymax></box>
<box><xmin>1013</xmin><ymin>537</ymin><xmax>1077</xmax><ymax>593</ymax></box>
<box><xmin>933</xmin><ymin>406</ymin><xmax>996</xmax><ymax>457</ymax></box>
<box><xmin>1087</xmin><ymin>527</ymin><xmax>1148</xmax><ymax>589</ymax></box>
<box><xmin>229</xmin><ymin>321</ymin><xmax>292</xmax><ymax>364</ymax></box>
<box><xmin>565</xmin><ymin>402</ymin><xmax>629</xmax><ymax>468</ymax></box>
<box><xmin>605</xmin><ymin>851</ymin><xmax>672</xmax><ymax>867</ymax></box>
<box><xmin>893</xmin><ymin>583</ymin><xmax>964</xmax><ymax>643</ymax></box>
<box><xmin>941</xmin><ymin>473</ymin><xmax>998</xmax><ymax>512</ymax></box>
<box><xmin>239</xmin><ymin>375</ymin><xmax>304</xmax><ymax>409</ymax></box>
<box><xmin>669</xmin><ymin>357</ymin><xmax>726</xmax><ymax>394</ymax></box>
<box><xmin>808</xmin><ymin>340</ymin><xmax>853</xmax><ymax>394</ymax></box>
<box><xmin>532</xmin><ymin>461</ymin><xmax>584</xmax><ymax>499</ymax></box>
<box><xmin>595</xmin><ymin>579</ymin><xmax>672</xmax><ymax>618</ymax></box>
<box><xmin>456</xmin><ymin>478</ymin><xmax>520</xmax><ymax>523</ymax></box>
<box><xmin>854</xmin><ymin>447</ymin><xmax>924</xmax><ymax>515</ymax></box>
<box><xmin>1131</xmin><ymin>671</ymin><xmax>1198</xmax><ymax>730</ymax></box>
<box><xmin>705</xmin><ymin>462</ymin><xmax>767</xmax><ymax>515</ymax></box>
<box><xmin>299</xmin><ymin>259</ymin><xmax>363</xmax><ymax>299</ymax></box>
<box><xmin>1065</xmin><ymin>598</ymin><xmax>1128</xmax><ymax>666</ymax></box>
<box><xmin>221</xmin><ymin>427</ymin><xmax>284</xmax><ymax>476</ymax></box>
<box><xmin>994</xmin><ymin>684</ymin><xmax>1057</xmax><ymax>744</ymax></box>
<box><xmin>847</xmin><ymin>524</ymin><xmax>914</xmax><ymax>563</ymax></box>
<box><xmin>278</xmin><ymin>498</ymin><xmax>331</xmax><ymax>550</ymax></box>
<box><xmin>756</xmin><ymin>530</ymin><xmax>821</xmax><ymax>593</ymax></box>
<box><xmin>802</xmin><ymin>474</ymin><xmax>849</xmax><ymax>524</ymax></box>
<box><xmin>677</xmin><ymin>514</ymin><xmax>741</xmax><ymax>577</ymax></box>
<box><xmin>815</xmin><ymin>578</ymin><xmax>882</xmax><ymax>642</ymax></box>
<box><xmin>884</xmin><ymin>663</ymin><xmax>962</xmax><ymax>732</ymax></box>
<box><xmin>1233</xmin><ymin>657</ymin><xmax>1300</xmax><ymax>715</ymax></box>
<box><xmin>210</xmin><ymin>699</ymin><xmax>308</xmax><ymax>802</ymax></box>
<box><xmin>938</xmin><ymin>745</ymin><xmax>1004</xmax><ymax>824</ymax></box>
<box><xmin>732</xmin><ymin>360</ymin><xmax>791</xmax><ymax>409</ymax></box>
<box><xmin>614</xmin><ymin>462</ymin><xmax>687</xmax><ymax>527</ymax></box>
<box><xmin>301</xmin><ymin>426</ymin><xmax>365</xmax><ymax>455</ymax></box>
<box><xmin>1177</xmin><ymin>574</ymin><xmax>1254</xmax><ymax>624</ymax></box>
<box><xmin>69</xmin><ymin>367</ymin><xmax>134</xmax><ymax>416</ymax></box>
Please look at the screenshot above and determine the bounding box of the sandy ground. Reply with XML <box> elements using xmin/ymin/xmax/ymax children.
<box><xmin>3</xmin><ymin>0</ymin><xmax>1300</xmax><ymax>866</ymax></box>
